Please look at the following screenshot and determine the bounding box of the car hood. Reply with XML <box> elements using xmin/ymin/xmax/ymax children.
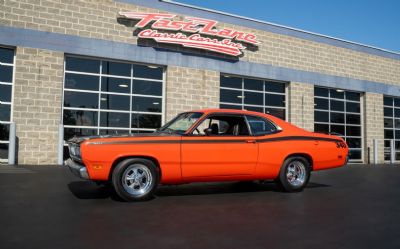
<box><xmin>67</xmin><ymin>132</ymin><xmax>180</xmax><ymax>144</ymax></box>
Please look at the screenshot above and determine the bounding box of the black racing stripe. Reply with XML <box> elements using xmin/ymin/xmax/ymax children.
<box><xmin>88</xmin><ymin>136</ymin><xmax>340</xmax><ymax>145</ymax></box>
<box><xmin>257</xmin><ymin>136</ymin><xmax>342</xmax><ymax>143</ymax></box>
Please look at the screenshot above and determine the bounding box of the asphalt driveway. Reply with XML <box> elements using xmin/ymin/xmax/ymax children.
<box><xmin>0</xmin><ymin>164</ymin><xmax>400</xmax><ymax>249</ymax></box>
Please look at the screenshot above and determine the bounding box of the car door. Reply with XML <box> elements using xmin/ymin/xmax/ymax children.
<box><xmin>181</xmin><ymin>114</ymin><xmax>258</xmax><ymax>178</ymax></box>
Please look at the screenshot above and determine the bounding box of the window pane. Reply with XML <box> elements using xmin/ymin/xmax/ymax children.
<box><xmin>346</xmin><ymin>102</ymin><xmax>360</xmax><ymax>113</ymax></box>
<box><xmin>244</xmin><ymin>91</ymin><xmax>263</xmax><ymax>105</ymax></box>
<box><xmin>395</xmin><ymin>119</ymin><xmax>400</xmax><ymax>128</ymax></box>
<box><xmin>101</xmin><ymin>77</ymin><xmax>131</xmax><ymax>94</ymax></box>
<box><xmin>0</xmin><ymin>84</ymin><xmax>12</xmax><ymax>102</ymax></box>
<box><xmin>315</xmin><ymin>111</ymin><xmax>329</xmax><ymax>122</ymax></box>
<box><xmin>330</xmin><ymin>89</ymin><xmax>344</xmax><ymax>99</ymax></box>
<box><xmin>220</xmin><ymin>104</ymin><xmax>241</xmax><ymax>110</ymax></box>
<box><xmin>314</xmin><ymin>123</ymin><xmax>329</xmax><ymax>133</ymax></box>
<box><xmin>220</xmin><ymin>89</ymin><xmax>242</xmax><ymax>104</ymax></box>
<box><xmin>394</xmin><ymin>98</ymin><xmax>400</xmax><ymax>107</ymax></box>
<box><xmin>246</xmin><ymin>115</ymin><xmax>276</xmax><ymax>135</ymax></box>
<box><xmin>0</xmin><ymin>104</ymin><xmax>11</xmax><ymax>121</ymax></box>
<box><xmin>395</xmin><ymin>130</ymin><xmax>400</xmax><ymax>140</ymax></box>
<box><xmin>346</xmin><ymin>138</ymin><xmax>361</xmax><ymax>149</ymax></box>
<box><xmin>395</xmin><ymin>109</ymin><xmax>400</xmax><ymax>118</ymax></box>
<box><xmin>100</xmin><ymin>112</ymin><xmax>130</xmax><ymax>128</ymax></box>
<box><xmin>384</xmin><ymin>97</ymin><xmax>393</xmax><ymax>106</ymax></box>
<box><xmin>0</xmin><ymin>65</ymin><xmax>13</xmax><ymax>83</ymax></box>
<box><xmin>384</xmin><ymin>118</ymin><xmax>393</xmax><ymax>128</ymax></box>
<box><xmin>220</xmin><ymin>75</ymin><xmax>242</xmax><ymax>89</ymax></box>
<box><xmin>64</xmin><ymin>91</ymin><xmax>98</xmax><ymax>109</ymax></box>
<box><xmin>331</xmin><ymin>112</ymin><xmax>345</xmax><ymax>124</ymax></box>
<box><xmin>132</xmin><ymin>96</ymin><xmax>162</xmax><ymax>112</ymax></box>
<box><xmin>265</xmin><ymin>108</ymin><xmax>285</xmax><ymax>120</ymax></box>
<box><xmin>65</xmin><ymin>73</ymin><xmax>99</xmax><ymax>91</ymax></box>
<box><xmin>346</xmin><ymin>114</ymin><xmax>361</xmax><ymax>125</ymax></box>
<box><xmin>0</xmin><ymin>143</ymin><xmax>9</xmax><ymax>160</ymax></box>
<box><xmin>132</xmin><ymin>80</ymin><xmax>162</xmax><ymax>96</ymax></box>
<box><xmin>244</xmin><ymin>78</ymin><xmax>263</xmax><ymax>91</ymax></box>
<box><xmin>265</xmin><ymin>81</ymin><xmax>285</xmax><ymax>93</ymax></box>
<box><xmin>133</xmin><ymin>64</ymin><xmax>163</xmax><ymax>80</ymax></box>
<box><xmin>102</xmin><ymin>61</ymin><xmax>131</xmax><ymax>76</ymax></box>
<box><xmin>346</xmin><ymin>126</ymin><xmax>361</xmax><ymax>136</ymax></box>
<box><xmin>314</xmin><ymin>98</ymin><xmax>328</xmax><ymax>110</ymax></box>
<box><xmin>65</xmin><ymin>57</ymin><xmax>100</xmax><ymax>73</ymax></box>
<box><xmin>0</xmin><ymin>47</ymin><xmax>14</xmax><ymax>64</ymax></box>
<box><xmin>0</xmin><ymin>123</ymin><xmax>10</xmax><ymax>140</ymax></box>
<box><xmin>349</xmin><ymin>149</ymin><xmax>362</xmax><ymax>160</ymax></box>
<box><xmin>385</xmin><ymin>129</ymin><xmax>394</xmax><ymax>139</ymax></box>
<box><xmin>346</xmin><ymin>92</ymin><xmax>360</xmax><ymax>101</ymax></box>
<box><xmin>384</xmin><ymin>107</ymin><xmax>393</xmax><ymax>117</ymax></box>
<box><xmin>244</xmin><ymin>106</ymin><xmax>263</xmax><ymax>112</ymax></box>
<box><xmin>131</xmin><ymin>114</ymin><xmax>161</xmax><ymax>129</ymax></box>
<box><xmin>265</xmin><ymin>94</ymin><xmax>285</xmax><ymax>107</ymax></box>
<box><xmin>330</xmin><ymin>125</ymin><xmax>345</xmax><ymax>136</ymax></box>
<box><xmin>100</xmin><ymin>94</ymin><xmax>130</xmax><ymax>111</ymax></box>
<box><xmin>330</xmin><ymin>100</ymin><xmax>344</xmax><ymax>111</ymax></box>
<box><xmin>314</xmin><ymin>87</ymin><xmax>329</xmax><ymax>97</ymax></box>
<box><xmin>63</xmin><ymin>110</ymin><xmax>98</xmax><ymax>126</ymax></box>
<box><xmin>64</xmin><ymin>128</ymin><xmax>97</xmax><ymax>140</ymax></box>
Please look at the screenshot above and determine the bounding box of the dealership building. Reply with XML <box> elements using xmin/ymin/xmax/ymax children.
<box><xmin>0</xmin><ymin>0</ymin><xmax>399</xmax><ymax>165</ymax></box>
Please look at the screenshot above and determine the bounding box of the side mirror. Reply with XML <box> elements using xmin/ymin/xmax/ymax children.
<box><xmin>204</xmin><ymin>128</ymin><xmax>213</xmax><ymax>136</ymax></box>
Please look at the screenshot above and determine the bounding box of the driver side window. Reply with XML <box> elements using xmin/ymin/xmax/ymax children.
<box><xmin>192</xmin><ymin>115</ymin><xmax>249</xmax><ymax>136</ymax></box>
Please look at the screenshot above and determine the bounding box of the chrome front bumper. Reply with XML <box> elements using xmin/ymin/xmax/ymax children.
<box><xmin>65</xmin><ymin>158</ymin><xmax>89</xmax><ymax>180</ymax></box>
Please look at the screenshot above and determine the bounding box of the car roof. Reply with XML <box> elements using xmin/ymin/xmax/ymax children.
<box><xmin>189</xmin><ymin>108</ymin><xmax>282</xmax><ymax>122</ymax></box>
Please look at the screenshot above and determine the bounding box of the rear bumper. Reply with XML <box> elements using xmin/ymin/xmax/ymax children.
<box><xmin>65</xmin><ymin>158</ymin><xmax>89</xmax><ymax>180</ymax></box>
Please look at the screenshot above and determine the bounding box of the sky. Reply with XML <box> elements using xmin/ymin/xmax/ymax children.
<box><xmin>175</xmin><ymin>0</ymin><xmax>400</xmax><ymax>53</ymax></box>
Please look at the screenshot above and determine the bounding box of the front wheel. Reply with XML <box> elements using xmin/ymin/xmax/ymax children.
<box><xmin>276</xmin><ymin>156</ymin><xmax>310</xmax><ymax>192</ymax></box>
<box><xmin>112</xmin><ymin>158</ymin><xmax>159</xmax><ymax>201</ymax></box>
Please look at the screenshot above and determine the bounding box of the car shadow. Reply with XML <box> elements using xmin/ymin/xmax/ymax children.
<box><xmin>67</xmin><ymin>181</ymin><xmax>331</xmax><ymax>200</ymax></box>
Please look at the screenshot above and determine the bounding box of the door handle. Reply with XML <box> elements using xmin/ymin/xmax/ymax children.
<box><xmin>246</xmin><ymin>140</ymin><xmax>256</xmax><ymax>144</ymax></box>
<box><xmin>314</xmin><ymin>140</ymin><xmax>319</xmax><ymax>145</ymax></box>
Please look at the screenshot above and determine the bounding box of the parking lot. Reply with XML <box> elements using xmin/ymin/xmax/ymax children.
<box><xmin>1</xmin><ymin>164</ymin><xmax>400</xmax><ymax>249</ymax></box>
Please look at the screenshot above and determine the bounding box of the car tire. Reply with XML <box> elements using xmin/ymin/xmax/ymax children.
<box><xmin>112</xmin><ymin>158</ymin><xmax>159</xmax><ymax>201</ymax></box>
<box><xmin>276</xmin><ymin>156</ymin><xmax>311</xmax><ymax>192</ymax></box>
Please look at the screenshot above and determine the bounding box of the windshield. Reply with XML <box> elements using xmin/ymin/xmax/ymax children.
<box><xmin>158</xmin><ymin>112</ymin><xmax>203</xmax><ymax>134</ymax></box>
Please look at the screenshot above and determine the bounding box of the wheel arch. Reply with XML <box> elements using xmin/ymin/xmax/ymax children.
<box><xmin>108</xmin><ymin>155</ymin><xmax>162</xmax><ymax>182</ymax></box>
<box><xmin>283</xmin><ymin>153</ymin><xmax>314</xmax><ymax>170</ymax></box>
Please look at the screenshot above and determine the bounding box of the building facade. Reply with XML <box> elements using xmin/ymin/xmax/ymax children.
<box><xmin>0</xmin><ymin>0</ymin><xmax>399</xmax><ymax>165</ymax></box>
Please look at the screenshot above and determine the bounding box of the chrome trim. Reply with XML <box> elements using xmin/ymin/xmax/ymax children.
<box><xmin>65</xmin><ymin>158</ymin><xmax>89</xmax><ymax>180</ymax></box>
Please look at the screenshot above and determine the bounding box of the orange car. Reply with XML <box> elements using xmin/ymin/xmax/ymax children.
<box><xmin>66</xmin><ymin>109</ymin><xmax>348</xmax><ymax>201</ymax></box>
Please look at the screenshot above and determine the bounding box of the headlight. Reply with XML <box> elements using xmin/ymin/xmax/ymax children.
<box><xmin>69</xmin><ymin>144</ymin><xmax>81</xmax><ymax>158</ymax></box>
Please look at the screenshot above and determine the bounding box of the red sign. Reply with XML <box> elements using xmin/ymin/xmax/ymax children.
<box><xmin>118</xmin><ymin>12</ymin><xmax>259</xmax><ymax>56</ymax></box>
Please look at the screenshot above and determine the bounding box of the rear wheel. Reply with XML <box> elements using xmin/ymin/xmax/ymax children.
<box><xmin>276</xmin><ymin>156</ymin><xmax>310</xmax><ymax>192</ymax></box>
<box><xmin>112</xmin><ymin>158</ymin><xmax>159</xmax><ymax>201</ymax></box>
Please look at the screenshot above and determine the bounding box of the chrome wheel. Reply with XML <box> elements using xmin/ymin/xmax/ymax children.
<box><xmin>286</xmin><ymin>160</ymin><xmax>306</xmax><ymax>187</ymax></box>
<box><xmin>122</xmin><ymin>164</ymin><xmax>153</xmax><ymax>197</ymax></box>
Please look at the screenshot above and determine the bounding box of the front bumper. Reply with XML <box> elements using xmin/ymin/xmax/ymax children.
<box><xmin>65</xmin><ymin>158</ymin><xmax>89</xmax><ymax>180</ymax></box>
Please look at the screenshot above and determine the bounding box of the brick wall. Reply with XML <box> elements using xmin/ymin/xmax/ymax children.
<box><xmin>364</xmin><ymin>93</ymin><xmax>384</xmax><ymax>163</ymax></box>
<box><xmin>13</xmin><ymin>47</ymin><xmax>63</xmax><ymax>164</ymax></box>
<box><xmin>288</xmin><ymin>82</ymin><xmax>314</xmax><ymax>131</ymax></box>
<box><xmin>165</xmin><ymin>66</ymin><xmax>219</xmax><ymax>121</ymax></box>
<box><xmin>0</xmin><ymin>0</ymin><xmax>399</xmax><ymax>86</ymax></box>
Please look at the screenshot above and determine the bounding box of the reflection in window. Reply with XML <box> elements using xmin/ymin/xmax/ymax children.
<box><xmin>219</xmin><ymin>75</ymin><xmax>286</xmax><ymax>120</ymax></box>
<box><xmin>314</xmin><ymin>87</ymin><xmax>362</xmax><ymax>162</ymax></box>
<box><xmin>63</xmin><ymin>56</ymin><xmax>164</xmax><ymax>143</ymax></box>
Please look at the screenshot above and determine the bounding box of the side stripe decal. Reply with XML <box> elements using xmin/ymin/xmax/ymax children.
<box><xmin>87</xmin><ymin>136</ymin><xmax>342</xmax><ymax>145</ymax></box>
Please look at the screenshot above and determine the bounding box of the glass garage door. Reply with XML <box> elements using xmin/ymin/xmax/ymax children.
<box><xmin>62</xmin><ymin>56</ymin><xmax>165</xmax><ymax>142</ymax></box>
<box><xmin>0</xmin><ymin>47</ymin><xmax>14</xmax><ymax>163</ymax></box>
<box><xmin>219</xmin><ymin>74</ymin><xmax>287</xmax><ymax>120</ymax></box>
<box><xmin>383</xmin><ymin>96</ymin><xmax>400</xmax><ymax>161</ymax></box>
<box><xmin>314</xmin><ymin>87</ymin><xmax>363</xmax><ymax>162</ymax></box>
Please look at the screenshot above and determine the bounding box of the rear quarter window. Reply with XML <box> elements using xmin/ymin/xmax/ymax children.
<box><xmin>246</xmin><ymin>115</ymin><xmax>277</xmax><ymax>135</ymax></box>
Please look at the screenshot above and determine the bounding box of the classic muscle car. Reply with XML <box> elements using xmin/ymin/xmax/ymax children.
<box><xmin>66</xmin><ymin>109</ymin><xmax>348</xmax><ymax>201</ymax></box>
